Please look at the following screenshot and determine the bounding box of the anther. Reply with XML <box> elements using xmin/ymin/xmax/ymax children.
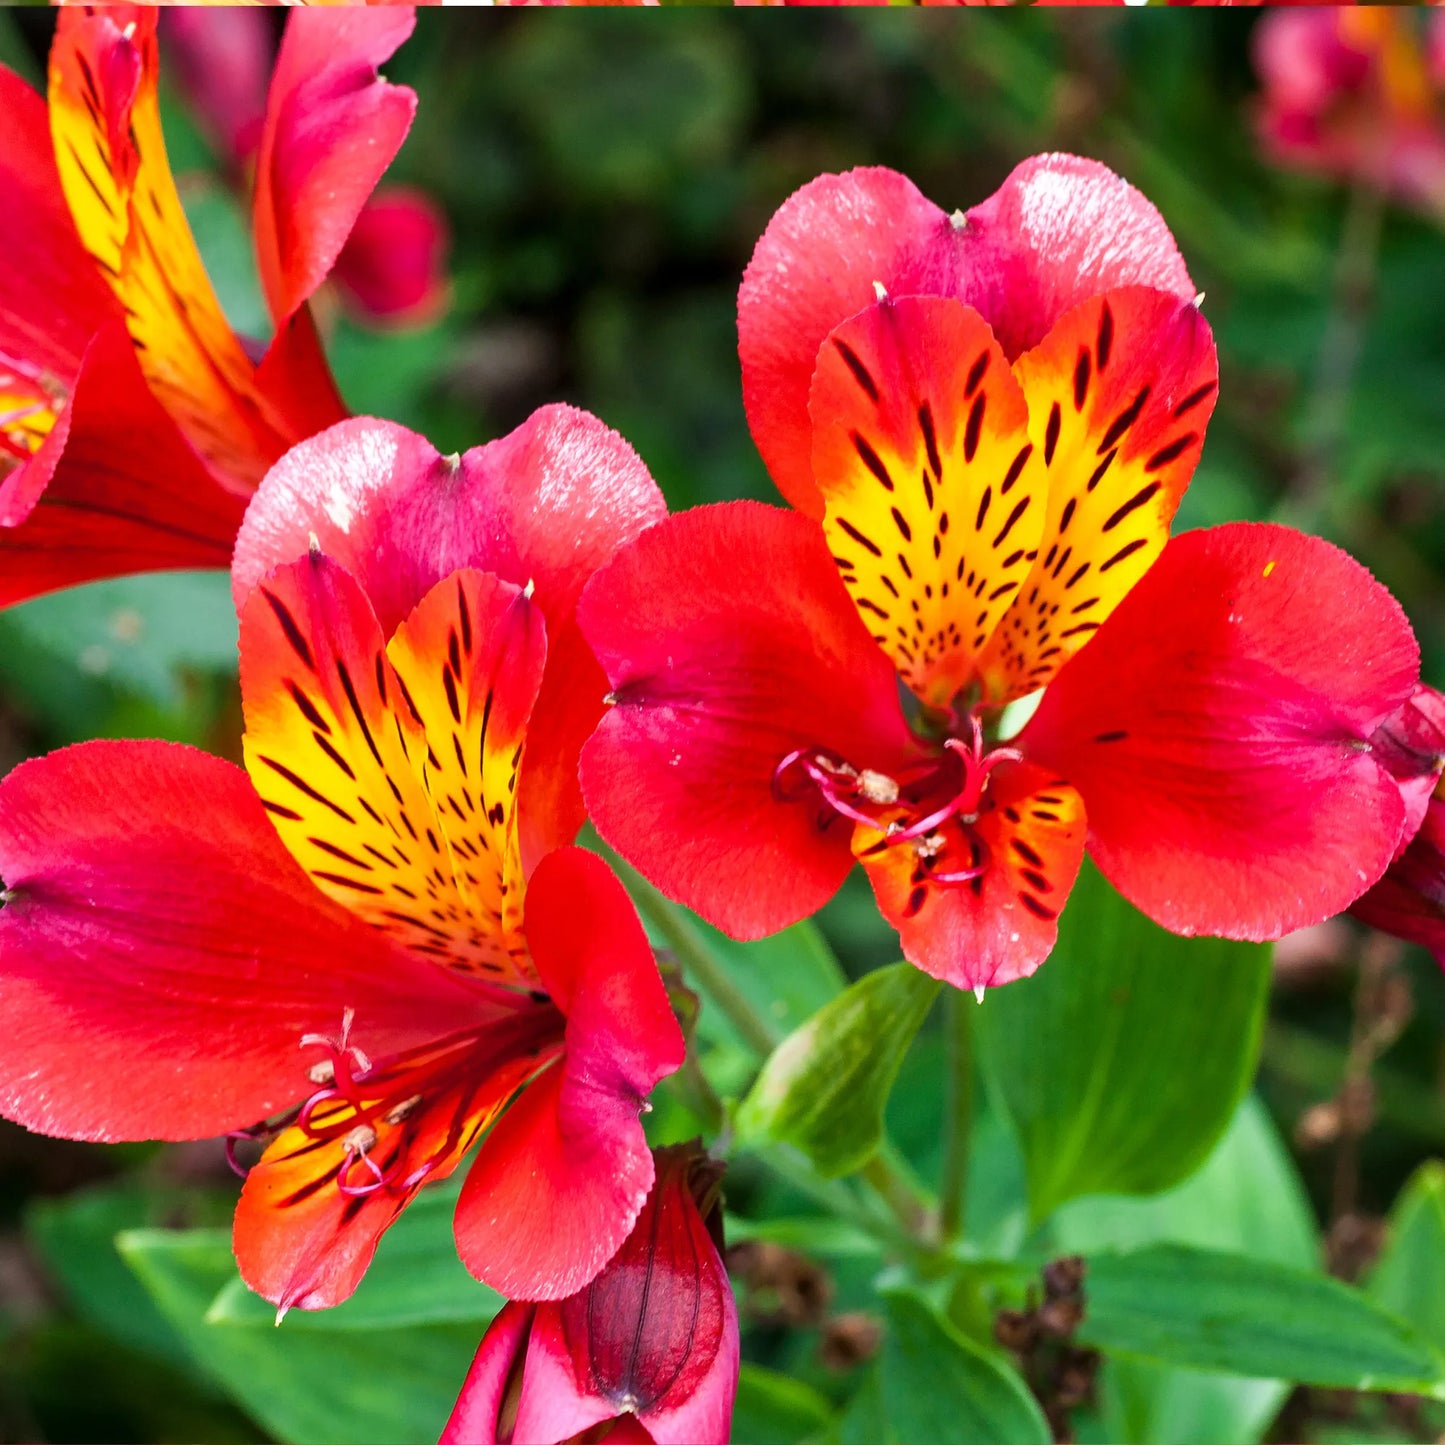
<box><xmin>342</xmin><ymin>1124</ymin><xmax>378</xmax><ymax>1155</ymax></box>
<box><xmin>384</xmin><ymin>1095</ymin><xmax>422</xmax><ymax>1126</ymax></box>
<box><xmin>856</xmin><ymin>769</ymin><xmax>900</xmax><ymax>805</ymax></box>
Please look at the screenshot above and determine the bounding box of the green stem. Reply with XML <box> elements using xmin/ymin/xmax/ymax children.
<box><xmin>939</xmin><ymin>988</ymin><xmax>973</xmax><ymax>1241</ymax></box>
<box><xmin>862</xmin><ymin>1151</ymin><xmax>934</xmax><ymax>1242</ymax></box>
<box><xmin>609</xmin><ymin>853</ymin><xmax>780</xmax><ymax>1057</ymax></box>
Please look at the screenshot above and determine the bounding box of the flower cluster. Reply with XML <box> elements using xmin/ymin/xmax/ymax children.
<box><xmin>0</xmin><ymin>11</ymin><xmax>1442</xmax><ymax>1445</ymax></box>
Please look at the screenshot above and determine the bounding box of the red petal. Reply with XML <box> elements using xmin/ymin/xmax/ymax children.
<box><xmin>441</xmin><ymin>1302</ymin><xmax>537</xmax><ymax>1445</ymax></box>
<box><xmin>1351</xmin><ymin>795</ymin><xmax>1445</xmax><ymax>966</ymax></box>
<box><xmin>1366</xmin><ymin>684</ymin><xmax>1445</xmax><ymax>854</ymax></box>
<box><xmin>253</xmin><ymin>8</ymin><xmax>418</xmax><ymax>326</ymax></box>
<box><xmin>0</xmin><ymin>740</ymin><xmax>484</xmax><ymax>1142</ymax></box>
<box><xmin>332</xmin><ymin>184</ymin><xmax>451</xmax><ymax>326</ymax></box>
<box><xmin>0</xmin><ymin>324</ymin><xmax>244</xmax><ymax>608</ymax></box>
<box><xmin>456</xmin><ymin>849</ymin><xmax>683</xmax><ymax>1300</ymax></box>
<box><xmin>1023</xmin><ymin>523</ymin><xmax>1420</xmax><ymax>939</ymax></box>
<box><xmin>856</xmin><ymin>760</ymin><xmax>1087</xmax><ymax>991</ymax></box>
<box><xmin>0</xmin><ymin>65</ymin><xmax>115</xmax><ymax>381</ymax></box>
<box><xmin>739</xmin><ymin>159</ymin><xmax>1194</xmax><ymax>515</ymax></box>
<box><xmin>232</xmin><ymin>410</ymin><xmax>665</xmax><ymax>861</ymax></box>
<box><xmin>578</xmin><ymin>501</ymin><xmax>923</xmax><ymax>940</ymax></box>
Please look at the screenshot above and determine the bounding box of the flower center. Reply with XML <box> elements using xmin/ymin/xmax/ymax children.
<box><xmin>773</xmin><ymin>714</ymin><xmax>1021</xmax><ymax>887</ymax></box>
<box><xmin>0</xmin><ymin>352</ymin><xmax>65</xmax><ymax>473</ymax></box>
<box><xmin>227</xmin><ymin>1001</ymin><xmax>564</xmax><ymax>1197</ymax></box>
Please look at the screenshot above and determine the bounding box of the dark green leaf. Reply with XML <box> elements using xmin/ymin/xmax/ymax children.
<box><xmin>879</xmin><ymin>1290</ymin><xmax>1051</xmax><ymax>1445</ymax></box>
<box><xmin>977</xmin><ymin>860</ymin><xmax>1271</xmax><ymax>1219</ymax></box>
<box><xmin>119</xmin><ymin>1229</ymin><xmax>479</xmax><ymax>1445</ymax></box>
<box><xmin>732</xmin><ymin>1364</ymin><xmax>835</xmax><ymax>1445</ymax></box>
<box><xmin>1054</xmin><ymin>1098</ymin><xmax>1316</xmax><ymax>1445</ymax></box>
<box><xmin>26</xmin><ymin>1181</ymin><xmax>232</xmax><ymax>1370</ymax></box>
<box><xmin>1082</xmin><ymin>1244</ymin><xmax>1445</xmax><ymax>1396</ymax></box>
<box><xmin>735</xmin><ymin>962</ymin><xmax>940</xmax><ymax>1177</ymax></box>
<box><xmin>1367</xmin><ymin>1160</ymin><xmax>1445</xmax><ymax>1353</ymax></box>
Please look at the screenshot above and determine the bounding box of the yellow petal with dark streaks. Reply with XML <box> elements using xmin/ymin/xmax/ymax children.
<box><xmin>239</xmin><ymin>552</ymin><xmax>546</xmax><ymax>989</ymax></box>
<box><xmin>49</xmin><ymin>8</ymin><xmax>287</xmax><ymax>489</ymax></box>
<box><xmin>809</xmin><ymin>296</ymin><xmax>1049</xmax><ymax>713</ymax></box>
<box><xmin>977</xmin><ymin>288</ymin><xmax>1218</xmax><ymax>705</ymax></box>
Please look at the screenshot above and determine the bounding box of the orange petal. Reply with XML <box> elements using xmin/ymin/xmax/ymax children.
<box><xmin>810</xmin><ymin>296</ymin><xmax>1049</xmax><ymax>712</ymax></box>
<box><xmin>235</xmin><ymin>1049</ymin><xmax>542</xmax><ymax>1313</ymax></box>
<box><xmin>977</xmin><ymin>288</ymin><xmax>1218</xmax><ymax>704</ymax></box>
<box><xmin>854</xmin><ymin>761</ymin><xmax>1086</xmax><ymax>991</ymax></box>
<box><xmin>48</xmin><ymin>7</ymin><xmax>291</xmax><ymax>489</ymax></box>
<box><xmin>240</xmin><ymin>554</ymin><xmax>546</xmax><ymax>988</ymax></box>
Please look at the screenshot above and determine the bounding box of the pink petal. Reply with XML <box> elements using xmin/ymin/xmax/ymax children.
<box><xmin>1022</xmin><ymin>523</ymin><xmax>1420</xmax><ymax>940</ymax></box>
<box><xmin>0</xmin><ymin>740</ymin><xmax>487</xmax><ymax>1142</ymax></box>
<box><xmin>232</xmin><ymin>410</ymin><xmax>664</xmax><ymax>861</ymax></box>
<box><xmin>578</xmin><ymin>500</ymin><xmax>924</xmax><ymax>940</ymax></box>
<box><xmin>253</xmin><ymin>7</ymin><xmax>418</xmax><ymax>326</ymax></box>
<box><xmin>332</xmin><ymin>184</ymin><xmax>451</xmax><ymax>326</ymax></box>
<box><xmin>1368</xmin><ymin>684</ymin><xmax>1445</xmax><ymax>855</ymax></box>
<box><xmin>739</xmin><ymin>159</ymin><xmax>1194</xmax><ymax>514</ymax></box>
<box><xmin>162</xmin><ymin>7</ymin><xmax>272</xmax><ymax>171</ymax></box>
<box><xmin>441</xmin><ymin>1303</ymin><xmax>538</xmax><ymax>1445</ymax></box>
<box><xmin>455</xmin><ymin>848</ymin><xmax>682</xmax><ymax>1300</ymax></box>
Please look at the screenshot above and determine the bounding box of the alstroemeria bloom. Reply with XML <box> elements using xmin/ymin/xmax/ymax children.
<box><xmin>0</xmin><ymin>406</ymin><xmax>679</xmax><ymax>1311</ymax></box>
<box><xmin>1254</xmin><ymin>8</ymin><xmax>1445</xmax><ymax>215</ymax></box>
<box><xmin>0</xmin><ymin>4</ymin><xmax>416</xmax><ymax>606</ymax></box>
<box><xmin>164</xmin><ymin>8</ymin><xmax>451</xmax><ymax>328</ymax></box>
<box><xmin>443</xmin><ymin>1144</ymin><xmax>739</xmax><ymax>1445</ymax></box>
<box><xmin>1351</xmin><ymin>685</ymin><xmax>1445</xmax><ymax>965</ymax></box>
<box><xmin>580</xmin><ymin>160</ymin><xmax>1424</xmax><ymax>991</ymax></box>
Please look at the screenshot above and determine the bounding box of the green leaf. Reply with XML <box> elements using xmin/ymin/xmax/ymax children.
<box><xmin>976</xmin><ymin>860</ymin><xmax>1271</xmax><ymax>1219</ymax></box>
<box><xmin>204</xmin><ymin>1180</ymin><xmax>502</xmax><ymax>1331</ymax></box>
<box><xmin>694</xmin><ymin>918</ymin><xmax>848</xmax><ymax>1052</ymax></box>
<box><xmin>1053</xmin><ymin>1097</ymin><xmax>1316</xmax><ymax>1445</ymax></box>
<box><xmin>26</xmin><ymin>1182</ymin><xmax>232</xmax><ymax>1371</ymax></box>
<box><xmin>3</xmin><ymin>572</ymin><xmax>239</xmax><ymax>708</ymax></box>
<box><xmin>732</xmin><ymin>1364</ymin><xmax>835</xmax><ymax>1445</ymax></box>
<box><xmin>1367</xmin><ymin>1160</ymin><xmax>1445</xmax><ymax>1352</ymax></box>
<box><xmin>735</xmin><ymin>962</ymin><xmax>940</xmax><ymax>1177</ymax></box>
<box><xmin>1081</xmin><ymin>1244</ymin><xmax>1445</xmax><ymax>1396</ymax></box>
<box><xmin>878</xmin><ymin>1290</ymin><xmax>1051</xmax><ymax>1445</ymax></box>
<box><xmin>118</xmin><ymin>1229</ymin><xmax>480</xmax><ymax>1445</ymax></box>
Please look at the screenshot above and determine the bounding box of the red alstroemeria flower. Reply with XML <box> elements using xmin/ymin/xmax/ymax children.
<box><xmin>1253</xmin><ymin>8</ymin><xmax>1445</xmax><ymax>216</ymax></box>
<box><xmin>0</xmin><ymin>4</ymin><xmax>416</xmax><ymax>607</ymax></box>
<box><xmin>443</xmin><ymin>1144</ymin><xmax>739</xmax><ymax>1445</ymax></box>
<box><xmin>0</xmin><ymin>406</ymin><xmax>678</xmax><ymax>1312</ymax></box>
<box><xmin>164</xmin><ymin>7</ymin><xmax>451</xmax><ymax>329</ymax></box>
<box><xmin>1351</xmin><ymin>685</ymin><xmax>1445</xmax><ymax>965</ymax></box>
<box><xmin>579</xmin><ymin>161</ymin><xmax>1423</xmax><ymax>992</ymax></box>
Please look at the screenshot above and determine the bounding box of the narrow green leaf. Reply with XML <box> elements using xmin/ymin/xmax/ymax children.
<box><xmin>879</xmin><ymin>1290</ymin><xmax>1052</xmax><ymax>1445</ymax></box>
<box><xmin>1053</xmin><ymin>1097</ymin><xmax>1316</xmax><ymax>1445</ymax></box>
<box><xmin>976</xmin><ymin>860</ymin><xmax>1271</xmax><ymax>1219</ymax></box>
<box><xmin>119</xmin><ymin>1229</ymin><xmax>478</xmax><ymax>1445</ymax></box>
<box><xmin>732</xmin><ymin>1364</ymin><xmax>835</xmax><ymax>1445</ymax></box>
<box><xmin>694</xmin><ymin>918</ymin><xmax>848</xmax><ymax>1051</ymax></box>
<box><xmin>1082</xmin><ymin>1244</ymin><xmax>1445</xmax><ymax>1396</ymax></box>
<box><xmin>1367</xmin><ymin>1160</ymin><xmax>1445</xmax><ymax>1352</ymax></box>
<box><xmin>735</xmin><ymin>962</ymin><xmax>940</xmax><ymax>1177</ymax></box>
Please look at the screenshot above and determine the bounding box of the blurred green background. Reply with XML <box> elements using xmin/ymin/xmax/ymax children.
<box><xmin>2</xmin><ymin>8</ymin><xmax>1444</xmax><ymax>1443</ymax></box>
